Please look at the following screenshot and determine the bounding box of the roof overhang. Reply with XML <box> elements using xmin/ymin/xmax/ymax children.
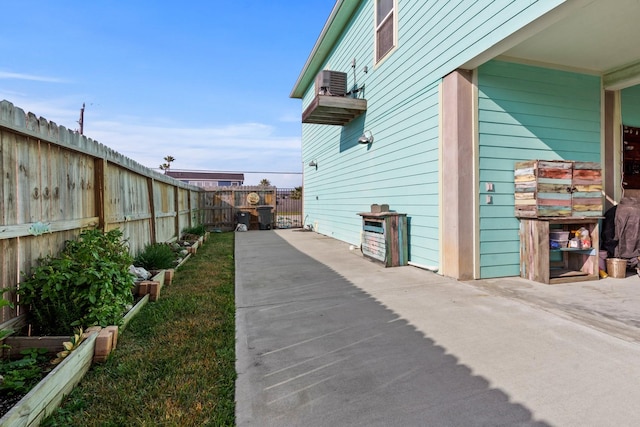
<box><xmin>463</xmin><ymin>0</ymin><xmax>640</xmax><ymax>91</ymax></box>
<box><xmin>290</xmin><ymin>0</ymin><xmax>361</xmax><ymax>99</ymax></box>
<box><xmin>294</xmin><ymin>1</ymin><xmax>640</xmax><ymax>97</ymax></box>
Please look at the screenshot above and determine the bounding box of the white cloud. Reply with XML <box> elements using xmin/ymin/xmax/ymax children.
<box><xmin>0</xmin><ymin>94</ymin><xmax>303</xmax><ymax>187</ymax></box>
<box><xmin>0</xmin><ymin>71</ymin><xmax>67</xmax><ymax>83</ymax></box>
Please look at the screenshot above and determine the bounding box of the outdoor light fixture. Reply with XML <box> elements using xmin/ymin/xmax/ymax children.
<box><xmin>358</xmin><ymin>130</ymin><xmax>374</xmax><ymax>145</ymax></box>
<box><xmin>308</xmin><ymin>160</ymin><xmax>318</xmax><ymax>168</ymax></box>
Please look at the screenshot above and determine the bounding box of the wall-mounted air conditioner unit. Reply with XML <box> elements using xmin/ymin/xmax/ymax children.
<box><xmin>315</xmin><ymin>70</ymin><xmax>347</xmax><ymax>97</ymax></box>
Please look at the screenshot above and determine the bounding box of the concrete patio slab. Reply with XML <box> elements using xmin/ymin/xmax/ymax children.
<box><xmin>236</xmin><ymin>230</ymin><xmax>640</xmax><ymax>426</ymax></box>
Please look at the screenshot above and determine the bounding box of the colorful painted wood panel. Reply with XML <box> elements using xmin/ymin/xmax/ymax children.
<box><xmin>515</xmin><ymin>160</ymin><xmax>572</xmax><ymax>217</ymax></box>
<box><xmin>515</xmin><ymin>160</ymin><xmax>602</xmax><ymax>218</ymax></box>
<box><xmin>572</xmin><ymin>162</ymin><xmax>603</xmax><ymax>216</ymax></box>
<box><xmin>362</xmin><ymin>220</ymin><xmax>386</xmax><ymax>262</ymax></box>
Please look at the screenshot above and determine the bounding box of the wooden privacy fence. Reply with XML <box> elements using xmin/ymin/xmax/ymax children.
<box><xmin>0</xmin><ymin>100</ymin><xmax>202</xmax><ymax>323</ymax></box>
<box><xmin>201</xmin><ymin>186</ymin><xmax>303</xmax><ymax>230</ymax></box>
<box><xmin>201</xmin><ymin>186</ymin><xmax>276</xmax><ymax>230</ymax></box>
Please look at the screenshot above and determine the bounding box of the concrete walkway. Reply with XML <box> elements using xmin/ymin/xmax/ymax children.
<box><xmin>235</xmin><ymin>230</ymin><xmax>640</xmax><ymax>426</ymax></box>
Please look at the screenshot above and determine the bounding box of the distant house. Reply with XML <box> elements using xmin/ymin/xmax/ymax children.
<box><xmin>291</xmin><ymin>0</ymin><xmax>640</xmax><ymax>280</ymax></box>
<box><xmin>165</xmin><ymin>171</ymin><xmax>244</xmax><ymax>189</ymax></box>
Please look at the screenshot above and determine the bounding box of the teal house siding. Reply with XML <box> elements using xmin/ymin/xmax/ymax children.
<box><xmin>292</xmin><ymin>1</ymin><xmax>638</xmax><ymax>280</ymax></box>
<box><xmin>303</xmin><ymin>81</ymin><xmax>442</xmax><ymax>268</ymax></box>
<box><xmin>477</xmin><ymin>60</ymin><xmax>601</xmax><ymax>278</ymax></box>
<box><xmin>299</xmin><ymin>1</ymin><xmax>569</xmax><ymax>271</ymax></box>
<box><xmin>622</xmin><ymin>85</ymin><xmax>640</xmax><ymax>127</ymax></box>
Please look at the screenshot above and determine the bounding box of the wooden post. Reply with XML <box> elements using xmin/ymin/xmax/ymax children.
<box><xmin>441</xmin><ymin>69</ymin><xmax>475</xmax><ymax>280</ymax></box>
<box><xmin>187</xmin><ymin>188</ymin><xmax>193</xmax><ymax>229</ymax></box>
<box><xmin>94</xmin><ymin>328</ymin><xmax>115</xmax><ymax>362</ymax></box>
<box><xmin>94</xmin><ymin>158</ymin><xmax>107</xmax><ymax>231</ymax></box>
<box><xmin>604</xmin><ymin>91</ymin><xmax>617</xmax><ymax>209</ymax></box>
<box><xmin>147</xmin><ymin>177</ymin><xmax>156</xmax><ymax>244</ymax></box>
<box><xmin>176</xmin><ymin>186</ymin><xmax>182</xmax><ymax>238</ymax></box>
<box><xmin>148</xmin><ymin>280</ymin><xmax>161</xmax><ymax>302</ymax></box>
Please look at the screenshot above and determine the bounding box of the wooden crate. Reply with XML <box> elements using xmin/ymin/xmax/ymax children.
<box><xmin>358</xmin><ymin>211</ymin><xmax>408</xmax><ymax>267</ymax></box>
<box><xmin>515</xmin><ymin>160</ymin><xmax>602</xmax><ymax>218</ymax></box>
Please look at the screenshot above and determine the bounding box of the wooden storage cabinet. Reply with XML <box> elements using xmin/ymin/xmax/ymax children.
<box><xmin>358</xmin><ymin>211</ymin><xmax>407</xmax><ymax>267</ymax></box>
<box><xmin>520</xmin><ymin>217</ymin><xmax>600</xmax><ymax>284</ymax></box>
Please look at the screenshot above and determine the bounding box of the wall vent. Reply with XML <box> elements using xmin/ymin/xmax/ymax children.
<box><xmin>315</xmin><ymin>70</ymin><xmax>347</xmax><ymax>97</ymax></box>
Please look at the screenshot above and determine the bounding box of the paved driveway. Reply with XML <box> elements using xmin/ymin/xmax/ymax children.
<box><xmin>235</xmin><ymin>230</ymin><xmax>640</xmax><ymax>426</ymax></box>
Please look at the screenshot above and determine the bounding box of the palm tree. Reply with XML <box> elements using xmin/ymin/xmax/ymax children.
<box><xmin>160</xmin><ymin>155</ymin><xmax>175</xmax><ymax>174</ymax></box>
<box><xmin>259</xmin><ymin>178</ymin><xmax>271</xmax><ymax>186</ymax></box>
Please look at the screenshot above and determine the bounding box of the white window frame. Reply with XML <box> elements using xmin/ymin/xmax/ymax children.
<box><xmin>375</xmin><ymin>0</ymin><xmax>398</xmax><ymax>65</ymax></box>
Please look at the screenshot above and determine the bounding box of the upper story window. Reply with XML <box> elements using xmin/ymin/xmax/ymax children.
<box><xmin>376</xmin><ymin>0</ymin><xmax>397</xmax><ymax>63</ymax></box>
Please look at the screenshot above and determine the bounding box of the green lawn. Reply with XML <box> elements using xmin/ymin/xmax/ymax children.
<box><xmin>43</xmin><ymin>232</ymin><xmax>236</xmax><ymax>427</ymax></box>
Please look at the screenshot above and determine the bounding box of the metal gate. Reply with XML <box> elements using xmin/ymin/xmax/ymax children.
<box><xmin>275</xmin><ymin>187</ymin><xmax>302</xmax><ymax>229</ymax></box>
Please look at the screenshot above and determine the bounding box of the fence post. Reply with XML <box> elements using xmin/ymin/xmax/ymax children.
<box><xmin>146</xmin><ymin>177</ymin><xmax>156</xmax><ymax>244</ymax></box>
<box><xmin>176</xmin><ymin>186</ymin><xmax>181</xmax><ymax>238</ymax></box>
<box><xmin>191</xmin><ymin>189</ymin><xmax>196</xmax><ymax>229</ymax></box>
<box><xmin>94</xmin><ymin>158</ymin><xmax>107</xmax><ymax>231</ymax></box>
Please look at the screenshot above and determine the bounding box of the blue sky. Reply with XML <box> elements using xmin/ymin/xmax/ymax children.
<box><xmin>0</xmin><ymin>1</ymin><xmax>335</xmax><ymax>187</ymax></box>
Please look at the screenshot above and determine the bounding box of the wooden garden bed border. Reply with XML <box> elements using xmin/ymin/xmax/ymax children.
<box><xmin>0</xmin><ymin>289</ymin><xmax>152</xmax><ymax>426</ymax></box>
<box><xmin>0</xmin><ymin>246</ymin><xmax>198</xmax><ymax>425</ymax></box>
<box><xmin>122</xmin><ymin>293</ymin><xmax>150</xmax><ymax>331</ymax></box>
<box><xmin>0</xmin><ymin>332</ymin><xmax>98</xmax><ymax>427</ymax></box>
<box><xmin>2</xmin><ymin>288</ymin><xmax>151</xmax><ymax>357</ymax></box>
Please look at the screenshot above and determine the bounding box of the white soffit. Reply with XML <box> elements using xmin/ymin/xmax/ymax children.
<box><xmin>472</xmin><ymin>0</ymin><xmax>640</xmax><ymax>89</ymax></box>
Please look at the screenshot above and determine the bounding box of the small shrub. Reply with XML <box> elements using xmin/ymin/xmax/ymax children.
<box><xmin>134</xmin><ymin>243</ymin><xmax>176</xmax><ymax>270</ymax></box>
<box><xmin>18</xmin><ymin>229</ymin><xmax>134</xmax><ymax>335</ymax></box>
<box><xmin>182</xmin><ymin>224</ymin><xmax>206</xmax><ymax>237</ymax></box>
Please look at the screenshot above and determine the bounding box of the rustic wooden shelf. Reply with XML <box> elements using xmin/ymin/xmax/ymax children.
<box><xmin>551</xmin><ymin>248</ymin><xmax>597</xmax><ymax>253</ymax></box>
<box><xmin>520</xmin><ymin>217</ymin><xmax>601</xmax><ymax>284</ymax></box>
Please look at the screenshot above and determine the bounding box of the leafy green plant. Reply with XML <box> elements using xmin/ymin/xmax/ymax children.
<box><xmin>181</xmin><ymin>224</ymin><xmax>206</xmax><ymax>237</ymax></box>
<box><xmin>0</xmin><ymin>292</ymin><xmax>14</xmax><ymax>342</ymax></box>
<box><xmin>134</xmin><ymin>243</ymin><xmax>176</xmax><ymax>270</ymax></box>
<box><xmin>18</xmin><ymin>229</ymin><xmax>135</xmax><ymax>335</ymax></box>
<box><xmin>0</xmin><ymin>295</ymin><xmax>11</xmax><ymax>310</ymax></box>
<box><xmin>43</xmin><ymin>232</ymin><xmax>236</xmax><ymax>426</ymax></box>
<box><xmin>52</xmin><ymin>328</ymin><xmax>85</xmax><ymax>365</ymax></box>
<box><xmin>0</xmin><ymin>347</ymin><xmax>50</xmax><ymax>395</ymax></box>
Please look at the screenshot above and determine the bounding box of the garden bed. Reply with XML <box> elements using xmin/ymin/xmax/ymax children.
<box><xmin>42</xmin><ymin>231</ymin><xmax>235</xmax><ymax>425</ymax></box>
<box><xmin>0</xmin><ymin>228</ymin><xmax>204</xmax><ymax>424</ymax></box>
<box><xmin>0</xmin><ymin>332</ymin><xmax>98</xmax><ymax>426</ymax></box>
<box><xmin>0</xmin><ymin>290</ymin><xmax>151</xmax><ymax>423</ymax></box>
